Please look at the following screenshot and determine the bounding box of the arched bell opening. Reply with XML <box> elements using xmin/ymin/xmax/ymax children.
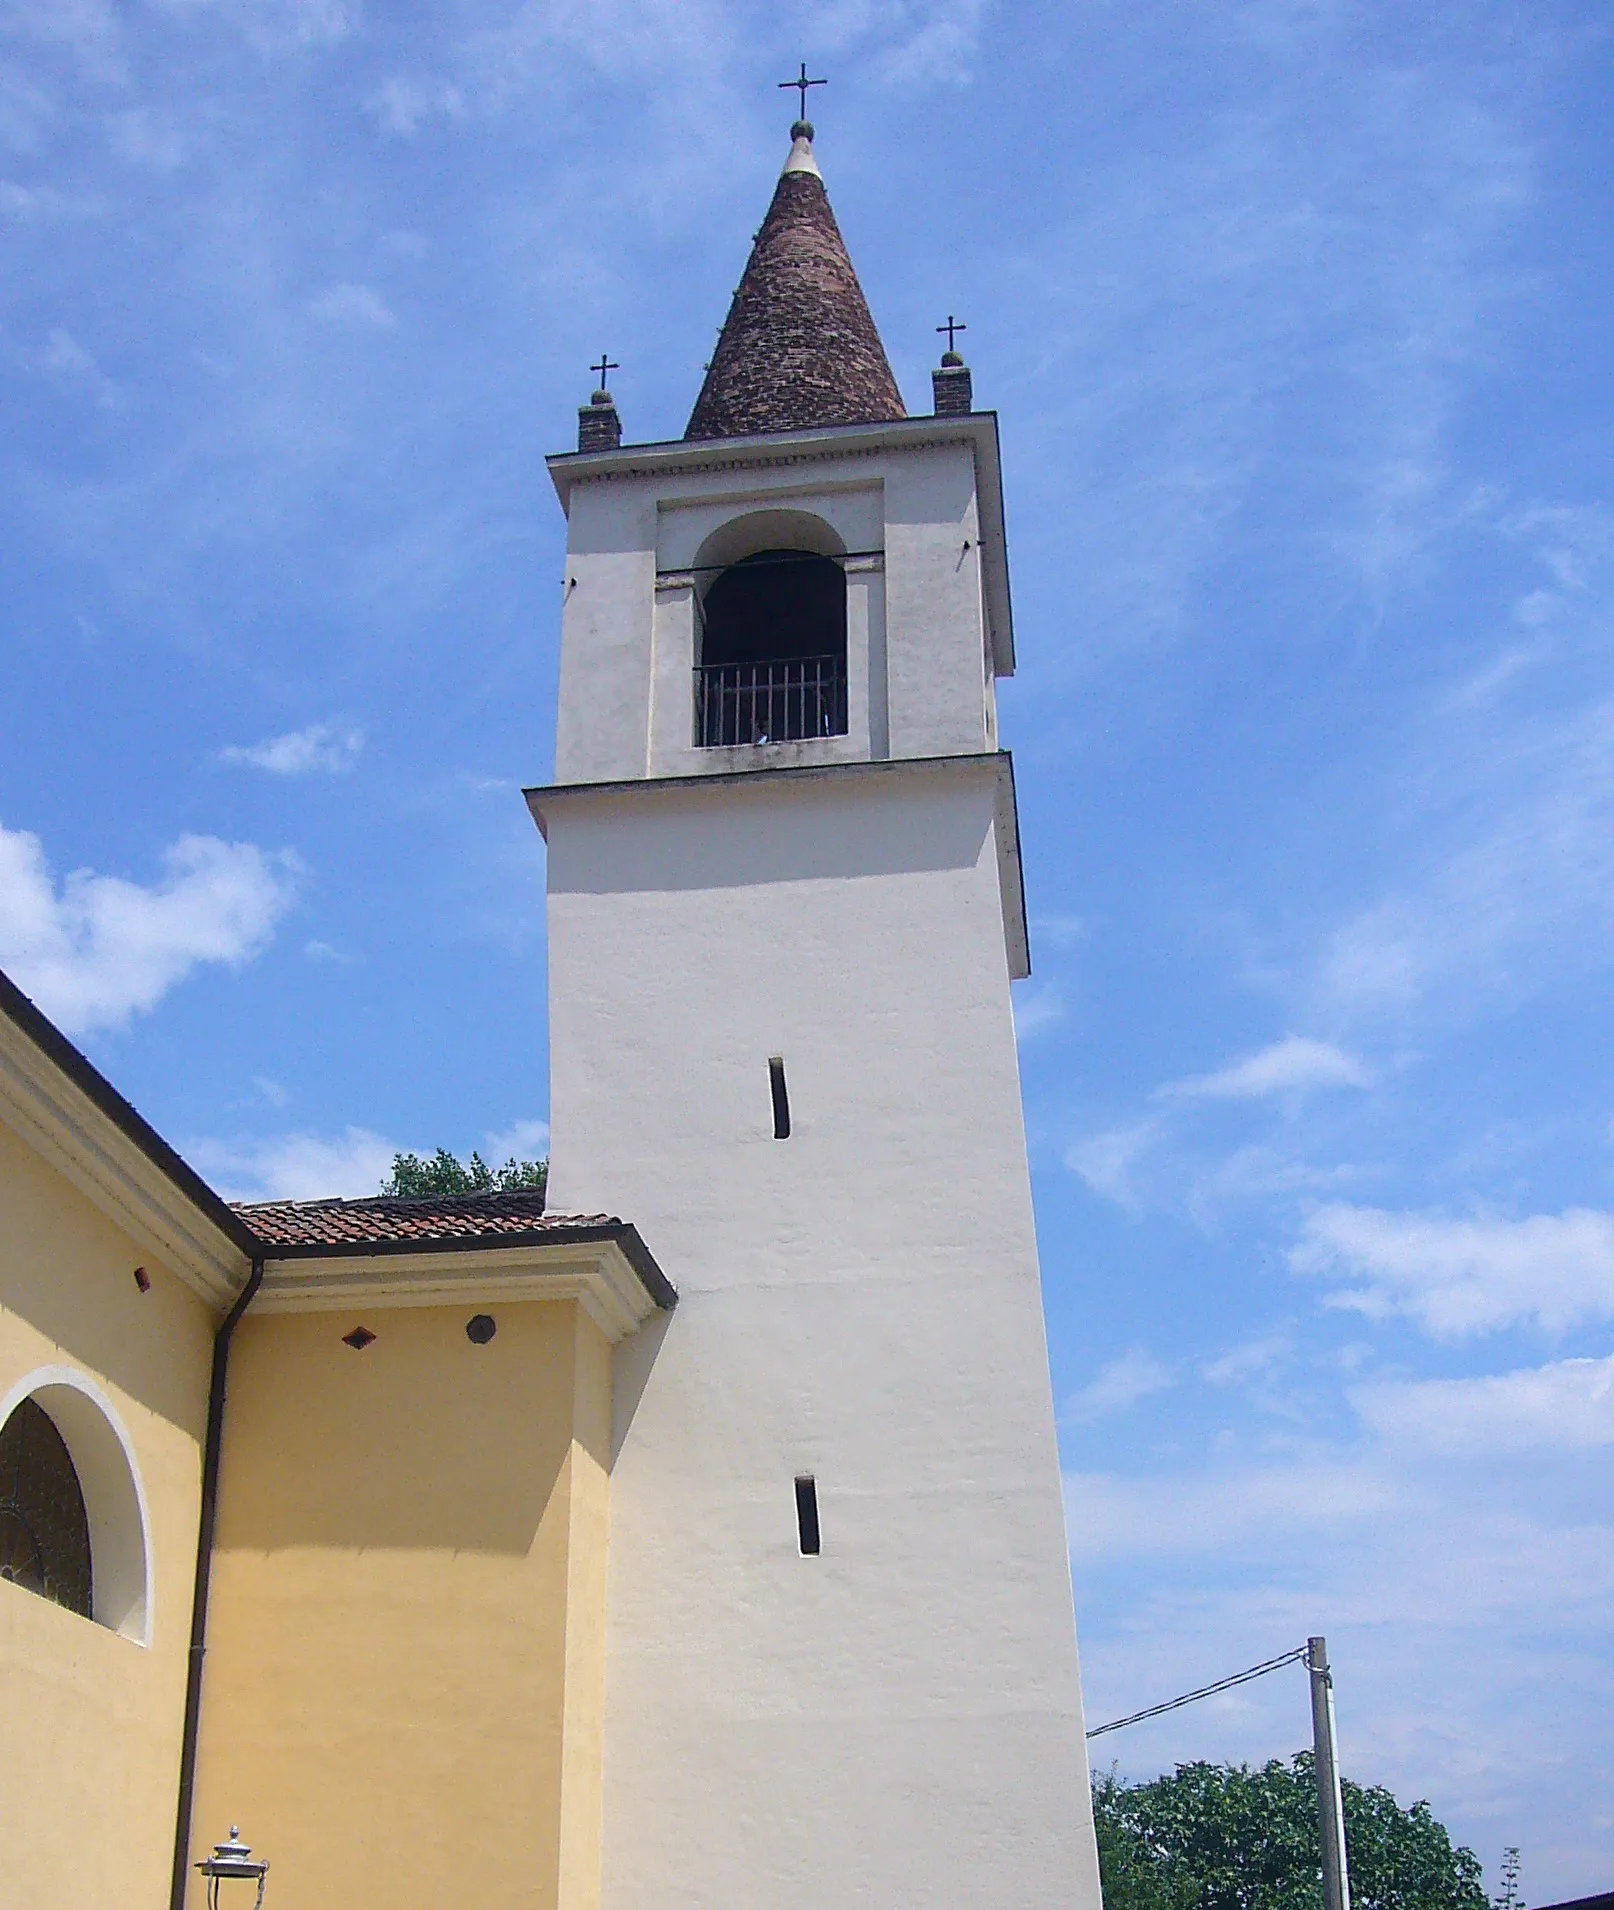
<box><xmin>693</xmin><ymin>514</ymin><xmax>850</xmax><ymax>746</ymax></box>
<box><xmin>0</xmin><ymin>1370</ymin><xmax>151</xmax><ymax>1642</ymax></box>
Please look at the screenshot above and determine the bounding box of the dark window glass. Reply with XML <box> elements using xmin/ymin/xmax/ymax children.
<box><xmin>0</xmin><ymin>1398</ymin><xmax>92</xmax><ymax>1618</ymax></box>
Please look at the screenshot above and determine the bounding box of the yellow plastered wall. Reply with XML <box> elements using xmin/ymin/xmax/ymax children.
<box><xmin>190</xmin><ymin>1296</ymin><xmax>615</xmax><ymax>1910</ymax></box>
<box><xmin>0</xmin><ymin>1116</ymin><xmax>217</xmax><ymax>1907</ymax></box>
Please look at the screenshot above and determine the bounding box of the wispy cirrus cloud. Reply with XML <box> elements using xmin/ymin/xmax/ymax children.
<box><xmin>42</xmin><ymin>326</ymin><xmax>119</xmax><ymax>407</ymax></box>
<box><xmin>1012</xmin><ymin>982</ymin><xmax>1065</xmax><ymax>1044</ymax></box>
<box><xmin>481</xmin><ymin>1115</ymin><xmax>548</xmax><ymax>1161</ymax></box>
<box><xmin>187</xmin><ymin>1124</ymin><xmax>397</xmax><ymax>1202</ymax></box>
<box><xmin>1352</xmin><ymin>1354</ymin><xmax>1614</xmax><ymax>1456</ymax></box>
<box><xmin>308</xmin><ymin>282</ymin><xmax>396</xmax><ymax>328</ymax></box>
<box><xmin>189</xmin><ymin>1113</ymin><xmax>548</xmax><ymax>1201</ymax></box>
<box><xmin>365</xmin><ymin>74</ymin><xmax>465</xmax><ymax>137</ymax></box>
<box><xmin>1066</xmin><ymin>1038</ymin><xmax>1372</xmax><ymax>1213</ymax></box>
<box><xmin>1201</xmin><ymin>1330</ymin><xmax>1292</xmax><ymax>1387</ymax></box>
<box><xmin>221</xmin><ymin>722</ymin><xmax>364</xmax><ymax>775</ymax></box>
<box><xmin>1161</xmin><ymin>1035</ymin><xmax>1372</xmax><ymax>1102</ymax></box>
<box><xmin>1293</xmin><ymin>1203</ymin><xmax>1614</xmax><ymax>1338</ymax></box>
<box><xmin>1065</xmin><ymin>1347</ymin><xmax>1176</xmax><ymax>1424</ymax></box>
<box><xmin>1065</xmin><ymin>1115</ymin><xmax>1166</xmax><ymax>1211</ymax></box>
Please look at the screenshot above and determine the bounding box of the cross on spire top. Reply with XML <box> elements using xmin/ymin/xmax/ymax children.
<box><xmin>936</xmin><ymin>315</ymin><xmax>967</xmax><ymax>355</ymax></box>
<box><xmin>778</xmin><ymin>61</ymin><xmax>825</xmax><ymax>122</ymax></box>
<box><xmin>591</xmin><ymin>353</ymin><xmax>618</xmax><ymax>393</ymax></box>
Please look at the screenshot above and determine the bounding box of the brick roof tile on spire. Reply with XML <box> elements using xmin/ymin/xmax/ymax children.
<box><xmin>685</xmin><ymin>128</ymin><xmax>906</xmax><ymax>442</ymax></box>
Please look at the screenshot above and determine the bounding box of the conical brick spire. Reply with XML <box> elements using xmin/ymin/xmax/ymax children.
<box><xmin>685</xmin><ymin>125</ymin><xmax>906</xmax><ymax>442</ymax></box>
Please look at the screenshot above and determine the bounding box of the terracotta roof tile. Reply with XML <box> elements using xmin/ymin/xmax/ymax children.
<box><xmin>685</xmin><ymin>135</ymin><xmax>905</xmax><ymax>442</ymax></box>
<box><xmin>234</xmin><ymin>1194</ymin><xmax>615</xmax><ymax>1251</ymax></box>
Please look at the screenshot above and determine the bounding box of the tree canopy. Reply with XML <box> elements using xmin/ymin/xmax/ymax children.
<box><xmin>380</xmin><ymin>1148</ymin><xmax>547</xmax><ymax>1200</ymax></box>
<box><xmin>1092</xmin><ymin>1758</ymin><xmax>1489</xmax><ymax>1910</ymax></box>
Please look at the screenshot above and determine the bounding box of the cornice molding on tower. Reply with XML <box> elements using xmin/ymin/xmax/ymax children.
<box><xmin>548</xmin><ymin>414</ymin><xmax>979</xmax><ymax>492</ymax></box>
<box><xmin>252</xmin><ymin>1236</ymin><xmax>668</xmax><ymax>1342</ymax></box>
<box><xmin>547</xmin><ymin>413</ymin><xmax>1015</xmax><ymax>677</ymax></box>
<box><xmin>0</xmin><ymin>982</ymin><xmax>253</xmax><ymax>1308</ymax></box>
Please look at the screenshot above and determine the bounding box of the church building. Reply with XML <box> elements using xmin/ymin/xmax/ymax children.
<box><xmin>0</xmin><ymin>119</ymin><xmax>1104</xmax><ymax>1910</ymax></box>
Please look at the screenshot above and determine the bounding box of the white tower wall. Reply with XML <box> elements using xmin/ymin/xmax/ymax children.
<box><xmin>534</xmin><ymin>418</ymin><xmax>1101</xmax><ymax>1910</ymax></box>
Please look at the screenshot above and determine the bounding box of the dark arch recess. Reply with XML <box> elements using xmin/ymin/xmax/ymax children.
<box><xmin>0</xmin><ymin>1396</ymin><xmax>93</xmax><ymax>1618</ymax></box>
<box><xmin>697</xmin><ymin>550</ymin><xmax>849</xmax><ymax>745</ymax></box>
<box><xmin>701</xmin><ymin>549</ymin><xmax>847</xmax><ymax>669</ymax></box>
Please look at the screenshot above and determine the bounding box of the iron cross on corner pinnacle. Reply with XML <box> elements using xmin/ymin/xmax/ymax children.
<box><xmin>778</xmin><ymin>62</ymin><xmax>825</xmax><ymax>121</ymax></box>
<box><xmin>937</xmin><ymin>315</ymin><xmax>967</xmax><ymax>355</ymax></box>
<box><xmin>591</xmin><ymin>353</ymin><xmax>618</xmax><ymax>392</ymax></box>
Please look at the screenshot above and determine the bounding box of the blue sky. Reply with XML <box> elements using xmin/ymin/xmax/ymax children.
<box><xmin>3</xmin><ymin>0</ymin><xmax>1611</xmax><ymax>1895</ymax></box>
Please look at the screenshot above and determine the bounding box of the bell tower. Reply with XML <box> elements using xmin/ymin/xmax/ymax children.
<box><xmin>528</xmin><ymin>118</ymin><xmax>1103</xmax><ymax>1910</ymax></box>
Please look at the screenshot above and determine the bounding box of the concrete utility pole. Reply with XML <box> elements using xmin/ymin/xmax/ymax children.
<box><xmin>1308</xmin><ymin>1637</ymin><xmax>1352</xmax><ymax>1910</ymax></box>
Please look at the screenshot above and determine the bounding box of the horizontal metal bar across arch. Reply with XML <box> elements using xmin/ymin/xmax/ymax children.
<box><xmin>658</xmin><ymin>548</ymin><xmax>884</xmax><ymax>578</ymax></box>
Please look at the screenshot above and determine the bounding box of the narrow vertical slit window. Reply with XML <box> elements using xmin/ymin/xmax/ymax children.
<box><xmin>795</xmin><ymin>1475</ymin><xmax>820</xmax><ymax>1556</ymax></box>
<box><xmin>769</xmin><ymin>1056</ymin><xmax>791</xmax><ymax>1139</ymax></box>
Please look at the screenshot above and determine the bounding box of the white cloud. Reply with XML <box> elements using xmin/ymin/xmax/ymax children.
<box><xmin>303</xmin><ymin>938</ymin><xmax>358</xmax><ymax>963</ymax></box>
<box><xmin>187</xmin><ymin>1125</ymin><xmax>396</xmax><ymax>1202</ymax></box>
<box><xmin>1202</xmin><ymin>1331</ymin><xmax>1292</xmax><ymax>1386</ymax></box>
<box><xmin>42</xmin><ymin>327</ymin><xmax>119</xmax><ymax>408</ymax></box>
<box><xmin>0</xmin><ymin>822</ymin><xmax>298</xmax><ymax>1035</ymax></box>
<box><xmin>1163</xmin><ymin>1035</ymin><xmax>1372</xmax><ymax>1101</ymax></box>
<box><xmin>1066</xmin><ymin>1454</ymin><xmax>1399</xmax><ymax>1561</ymax></box>
<box><xmin>0</xmin><ymin>181</ymin><xmax>92</xmax><ymax>221</ymax></box>
<box><xmin>308</xmin><ymin>282</ymin><xmax>396</xmax><ymax>328</ymax></box>
<box><xmin>481</xmin><ymin>1116</ymin><xmax>549</xmax><ymax>1162</ymax></box>
<box><xmin>1352</xmin><ymin>1355</ymin><xmax>1614</xmax><ymax>1456</ymax></box>
<box><xmin>1032</xmin><ymin>912</ymin><xmax>1087</xmax><ymax>952</ymax></box>
<box><xmin>1012</xmin><ymin>982</ymin><xmax>1064</xmax><ymax>1043</ymax></box>
<box><xmin>1065</xmin><ymin>1116</ymin><xmax>1165</xmax><ymax>1211</ymax></box>
<box><xmin>366</xmin><ymin>75</ymin><xmax>464</xmax><ymax>137</ymax></box>
<box><xmin>1309</xmin><ymin>509</ymin><xmax>1614</xmax><ymax>1030</ymax></box>
<box><xmin>220</xmin><ymin>721</ymin><xmax>364</xmax><ymax>775</ymax></box>
<box><xmin>1067</xmin><ymin>1452</ymin><xmax>1614</xmax><ymax>1867</ymax></box>
<box><xmin>1066</xmin><ymin>1040</ymin><xmax>1372</xmax><ymax>1216</ymax></box>
<box><xmin>867</xmin><ymin>0</ymin><xmax>989</xmax><ymax>87</ymax></box>
<box><xmin>106</xmin><ymin>108</ymin><xmax>188</xmax><ymax>170</ymax></box>
<box><xmin>1065</xmin><ymin>1348</ymin><xmax>1175</xmax><ymax>1424</ymax></box>
<box><xmin>6</xmin><ymin>0</ymin><xmax>124</xmax><ymax>81</ymax></box>
<box><xmin>156</xmin><ymin>0</ymin><xmax>356</xmax><ymax>54</ymax></box>
<box><xmin>1293</xmin><ymin>1204</ymin><xmax>1614</xmax><ymax>1338</ymax></box>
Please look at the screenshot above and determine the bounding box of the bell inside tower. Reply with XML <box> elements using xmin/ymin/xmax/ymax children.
<box><xmin>695</xmin><ymin>548</ymin><xmax>849</xmax><ymax>746</ymax></box>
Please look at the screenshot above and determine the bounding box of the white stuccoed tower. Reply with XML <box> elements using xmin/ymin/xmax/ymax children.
<box><xmin>529</xmin><ymin>120</ymin><xmax>1104</xmax><ymax>1910</ymax></box>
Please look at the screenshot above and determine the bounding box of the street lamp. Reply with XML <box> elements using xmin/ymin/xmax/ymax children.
<box><xmin>195</xmin><ymin>1827</ymin><xmax>269</xmax><ymax>1909</ymax></box>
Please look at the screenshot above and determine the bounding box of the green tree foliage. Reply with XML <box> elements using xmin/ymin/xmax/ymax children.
<box><xmin>380</xmin><ymin>1148</ymin><xmax>547</xmax><ymax>1201</ymax></box>
<box><xmin>1493</xmin><ymin>1848</ymin><xmax>1522</xmax><ymax>1910</ymax></box>
<box><xmin>1092</xmin><ymin>1758</ymin><xmax>1489</xmax><ymax>1910</ymax></box>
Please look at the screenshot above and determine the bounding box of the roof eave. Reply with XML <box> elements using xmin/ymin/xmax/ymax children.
<box><xmin>253</xmin><ymin>1223</ymin><xmax>677</xmax><ymax>1342</ymax></box>
<box><xmin>0</xmin><ymin>966</ymin><xmax>258</xmax><ymax>1305</ymax></box>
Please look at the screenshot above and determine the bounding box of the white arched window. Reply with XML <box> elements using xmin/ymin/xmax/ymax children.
<box><xmin>0</xmin><ymin>1369</ymin><xmax>152</xmax><ymax>1644</ymax></box>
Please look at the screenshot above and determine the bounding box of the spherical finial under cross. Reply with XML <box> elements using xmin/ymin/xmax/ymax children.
<box><xmin>791</xmin><ymin>119</ymin><xmax>815</xmax><ymax>142</ymax></box>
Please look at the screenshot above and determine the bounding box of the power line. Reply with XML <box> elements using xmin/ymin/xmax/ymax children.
<box><xmin>1086</xmin><ymin>1645</ymin><xmax>1309</xmax><ymax>1740</ymax></box>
